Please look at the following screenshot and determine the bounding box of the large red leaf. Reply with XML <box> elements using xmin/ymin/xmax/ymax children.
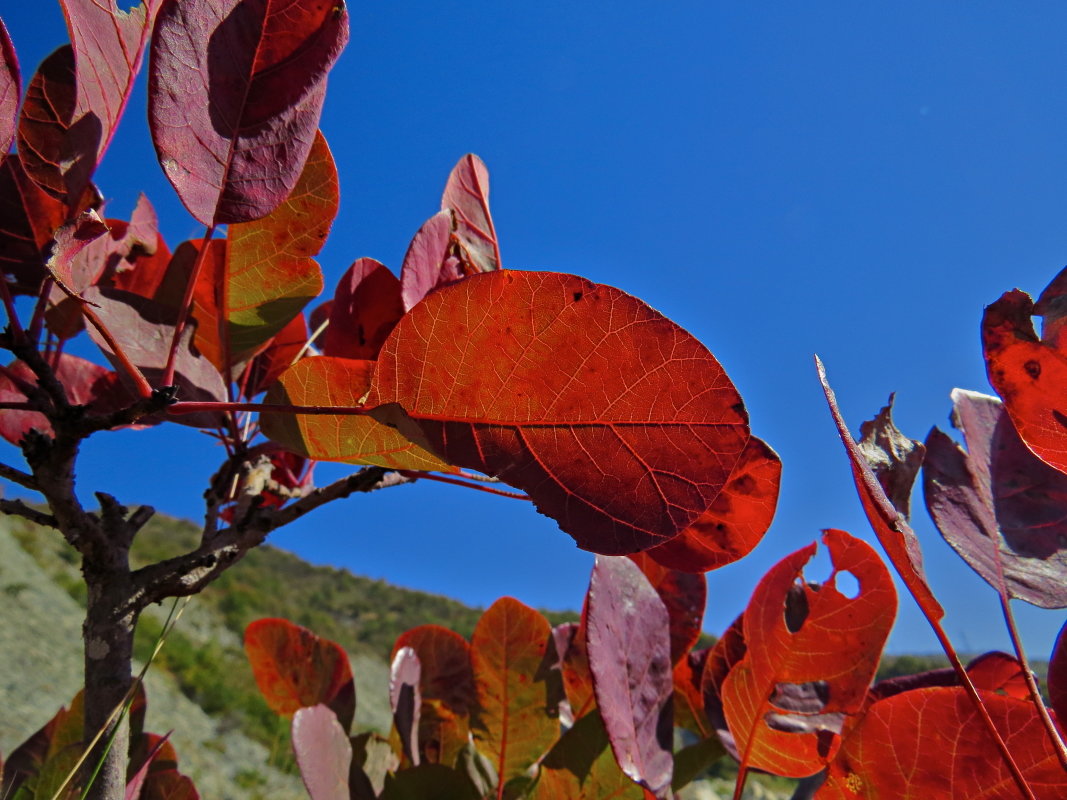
<box><xmin>260</xmin><ymin>356</ymin><xmax>457</xmax><ymax>471</ymax></box>
<box><xmin>149</xmin><ymin>0</ymin><xmax>348</xmax><ymax>225</ymax></box>
<box><xmin>646</xmin><ymin>435</ymin><xmax>781</xmax><ymax>572</ymax></box>
<box><xmin>399</xmin><ymin>211</ymin><xmax>460</xmax><ymax>311</ymax></box>
<box><xmin>0</xmin><ymin>19</ymin><xmax>19</xmax><ymax>163</ymax></box>
<box><xmin>391</xmin><ymin>625</ymin><xmax>476</xmax><ymax>766</ymax></box>
<box><xmin>627</xmin><ymin>552</ymin><xmax>706</xmax><ymax>664</ymax></box>
<box><xmin>368</xmin><ymin>270</ymin><xmax>770</xmax><ymax>556</ymax></box>
<box><xmin>818</xmin><ymin>688</ymin><xmax>1067</xmax><ymax>799</ymax></box>
<box><xmin>817</xmin><ymin>357</ymin><xmax>945</xmax><ymax>622</ymax></box>
<box><xmin>924</xmin><ymin>390</ymin><xmax>1067</xmax><ymax>608</ymax></box>
<box><xmin>203</xmin><ymin>129</ymin><xmax>334</xmax><ymax>363</ymax></box>
<box><xmin>291</xmin><ymin>705</ymin><xmax>352</xmax><ymax>800</ymax></box>
<box><xmin>0</xmin><ymin>354</ymin><xmax>134</xmax><ymax>445</ymax></box>
<box><xmin>441</xmin><ymin>154</ymin><xmax>500</xmax><ymax>274</ymax></box>
<box><xmin>982</xmin><ymin>282</ymin><xmax>1067</xmax><ymax>475</ymax></box>
<box><xmin>722</xmin><ymin>529</ymin><xmax>896</xmax><ymax>779</ymax></box>
<box><xmin>59</xmin><ymin>0</ymin><xmax>163</xmax><ymax>162</ymax></box>
<box><xmin>469</xmin><ymin>597</ymin><xmax>559</xmax><ymax>792</ymax></box>
<box><xmin>324</xmin><ymin>258</ymin><xmax>405</xmax><ymax>360</ymax></box>
<box><xmin>243</xmin><ymin>618</ymin><xmax>356</xmax><ymax>731</ymax></box>
<box><xmin>586</xmin><ymin>555</ymin><xmax>673</xmax><ymax>798</ymax></box>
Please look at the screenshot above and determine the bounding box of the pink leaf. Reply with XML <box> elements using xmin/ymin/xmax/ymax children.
<box><xmin>587</xmin><ymin>555</ymin><xmax>673</xmax><ymax>798</ymax></box>
<box><xmin>148</xmin><ymin>0</ymin><xmax>349</xmax><ymax>225</ymax></box>
<box><xmin>292</xmin><ymin>705</ymin><xmax>352</xmax><ymax>800</ymax></box>
<box><xmin>390</xmin><ymin>646</ymin><xmax>422</xmax><ymax>766</ymax></box>
<box><xmin>441</xmin><ymin>154</ymin><xmax>500</xmax><ymax>273</ymax></box>
<box><xmin>399</xmin><ymin>211</ymin><xmax>458</xmax><ymax>311</ymax></box>
<box><xmin>0</xmin><ymin>19</ymin><xmax>19</xmax><ymax>162</ymax></box>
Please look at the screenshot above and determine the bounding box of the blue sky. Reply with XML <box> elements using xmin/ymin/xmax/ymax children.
<box><xmin>2</xmin><ymin>1</ymin><xmax>1066</xmax><ymax>657</ymax></box>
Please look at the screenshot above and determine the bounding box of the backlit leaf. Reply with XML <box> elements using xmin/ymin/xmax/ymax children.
<box><xmin>924</xmin><ymin>389</ymin><xmax>1067</xmax><ymax>608</ymax></box>
<box><xmin>673</xmin><ymin>649</ymin><xmax>712</xmax><ymax>739</ymax></box>
<box><xmin>149</xmin><ymin>0</ymin><xmax>349</xmax><ymax>225</ymax></box>
<box><xmin>391</xmin><ymin>624</ymin><xmax>475</xmax><ymax>766</ymax></box>
<box><xmin>291</xmin><ymin>705</ymin><xmax>352</xmax><ymax>800</ymax></box>
<box><xmin>441</xmin><ymin>154</ymin><xmax>499</xmax><ymax>273</ymax></box>
<box><xmin>260</xmin><ymin>356</ymin><xmax>457</xmax><ymax>472</ymax></box>
<box><xmin>554</xmin><ymin>621</ymin><xmax>596</xmax><ymax>723</ymax></box>
<box><xmin>399</xmin><ymin>211</ymin><xmax>460</xmax><ymax>311</ymax></box>
<box><xmin>818</xmin><ymin>688</ymin><xmax>1067</xmax><ymax>799</ymax></box>
<box><xmin>646</xmin><ymin>435</ymin><xmax>781</xmax><ymax>572</ymax></box>
<box><xmin>44</xmin><ymin>208</ymin><xmax>110</xmax><ymax>298</ymax></box>
<box><xmin>368</xmin><ymin>270</ymin><xmax>769</xmax><ymax>556</ymax></box>
<box><xmin>0</xmin><ymin>20</ymin><xmax>19</xmax><ymax>163</ymax></box>
<box><xmin>60</xmin><ymin>0</ymin><xmax>164</xmax><ymax>163</ymax></box>
<box><xmin>243</xmin><ymin>618</ymin><xmax>355</xmax><ymax>731</ymax></box>
<box><xmin>470</xmin><ymin>597</ymin><xmax>558</xmax><ymax>791</ymax></box>
<box><xmin>139</xmin><ymin>770</ymin><xmax>199</xmax><ymax>800</ymax></box>
<box><xmin>533</xmin><ymin>711</ymin><xmax>645</xmax><ymax>800</ymax></box>
<box><xmin>817</xmin><ymin>356</ymin><xmax>945</xmax><ymax>622</ymax></box>
<box><xmin>587</xmin><ymin>556</ymin><xmax>673</xmax><ymax>798</ymax></box>
<box><xmin>17</xmin><ymin>45</ymin><xmax>98</xmax><ymax>204</ymax></box>
<box><xmin>722</xmin><ymin>529</ymin><xmax>896</xmax><ymax>778</ymax></box>
<box><xmin>0</xmin><ymin>153</ymin><xmax>69</xmax><ymax>295</ymax></box>
<box><xmin>627</xmin><ymin>552</ymin><xmax>706</xmax><ymax>664</ymax></box>
<box><xmin>239</xmin><ymin>313</ymin><xmax>309</xmax><ymax>397</ymax></box>
<box><xmin>379</xmin><ymin>764</ymin><xmax>479</xmax><ymax>800</ymax></box>
<box><xmin>324</xmin><ymin>258</ymin><xmax>404</xmax><ymax>360</ymax></box>
<box><xmin>389</xmin><ymin>646</ymin><xmax>421</xmax><ymax>766</ymax></box>
<box><xmin>855</xmin><ymin>395</ymin><xmax>924</xmax><ymax>518</ymax></box>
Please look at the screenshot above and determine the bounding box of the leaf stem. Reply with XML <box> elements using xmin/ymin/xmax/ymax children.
<box><xmin>162</xmin><ymin>225</ymin><xmax>216</xmax><ymax>387</ymax></box>
<box><xmin>999</xmin><ymin>595</ymin><xmax>1067</xmax><ymax>769</ymax></box>
<box><xmin>27</xmin><ymin>277</ymin><xmax>53</xmax><ymax>344</ymax></box>
<box><xmin>929</xmin><ymin>617</ymin><xmax>1037</xmax><ymax>800</ymax></box>
<box><xmin>0</xmin><ymin>277</ymin><xmax>26</xmax><ymax>342</ymax></box>
<box><xmin>168</xmin><ymin>400</ymin><xmax>371</xmax><ymax>416</ymax></box>
<box><xmin>396</xmin><ymin>470</ymin><xmax>531</xmax><ymax>500</ymax></box>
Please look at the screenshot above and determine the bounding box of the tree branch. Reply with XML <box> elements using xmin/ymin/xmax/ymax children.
<box><xmin>0</xmin><ymin>498</ymin><xmax>58</xmax><ymax>527</ymax></box>
<box><xmin>0</xmin><ymin>461</ymin><xmax>40</xmax><ymax>492</ymax></box>
<box><xmin>130</xmin><ymin>467</ymin><xmax>412</xmax><ymax>607</ymax></box>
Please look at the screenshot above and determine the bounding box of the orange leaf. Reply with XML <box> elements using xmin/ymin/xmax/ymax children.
<box><xmin>260</xmin><ymin>356</ymin><xmax>457</xmax><ymax>472</ymax></box>
<box><xmin>470</xmin><ymin>597</ymin><xmax>559</xmax><ymax>790</ymax></box>
<box><xmin>819</xmin><ymin>688</ymin><xmax>1067</xmax><ymax>799</ymax></box>
<box><xmin>723</xmin><ymin>530</ymin><xmax>896</xmax><ymax>778</ymax></box>
<box><xmin>368</xmin><ymin>270</ymin><xmax>775</xmax><ymax>556</ymax></box>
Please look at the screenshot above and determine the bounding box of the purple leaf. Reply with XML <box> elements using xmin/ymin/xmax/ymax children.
<box><xmin>587</xmin><ymin>555</ymin><xmax>673</xmax><ymax>798</ymax></box>
<box><xmin>924</xmin><ymin>389</ymin><xmax>1067</xmax><ymax>608</ymax></box>
<box><xmin>83</xmin><ymin>285</ymin><xmax>227</xmax><ymax>428</ymax></box>
<box><xmin>324</xmin><ymin>257</ymin><xmax>404</xmax><ymax>360</ymax></box>
<box><xmin>856</xmin><ymin>394</ymin><xmax>925</xmax><ymax>518</ymax></box>
<box><xmin>59</xmin><ymin>0</ymin><xmax>164</xmax><ymax>163</ymax></box>
<box><xmin>441</xmin><ymin>154</ymin><xmax>499</xmax><ymax>273</ymax></box>
<box><xmin>45</xmin><ymin>208</ymin><xmax>110</xmax><ymax>298</ymax></box>
<box><xmin>390</xmin><ymin>646</ymin><xmax>422</xmax><ymax>767</ymax></box>
<box><xmin>149</xmin><ymin>0</ymin><xmax>349</xmax><ymax>225</ymax></box>
<box><xmin>292</xmin><ymin>705</ymin><xmax>352</xmax><ymax>800</ymax></box>
<box><xmin>399</xmin><ymin>211</ymin><xmax>458</xmax><ymax>311</ymax></box>
<box><xmin>0</xmin><ymin>19</ymin><xmax>19</xmax><ymax>163</ymax></box>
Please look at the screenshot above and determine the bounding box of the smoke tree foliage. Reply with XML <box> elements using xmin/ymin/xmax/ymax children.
<box><xmin>0</xmin><ymin>1</ymin><xmax>1063</xmax><ymax>799</ymax></box>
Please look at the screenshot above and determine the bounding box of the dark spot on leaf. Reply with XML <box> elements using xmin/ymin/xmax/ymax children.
<box><xmin>573</xmin><ymin>291</ymin><xmax>583</xmax><ymax>302</ymax></box>
<box><xmin>1024</xmin><ymin>360</ymin><xmax>1041</xmax><ymax>379</ymax></box>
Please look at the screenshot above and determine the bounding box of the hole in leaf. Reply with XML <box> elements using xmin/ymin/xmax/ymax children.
<box><xmin>784</xmin><ymin>582</ymin><xmax>809</xmax><ymax>633</ymax></box>
<box><xmin>835</xmin><ymin>570</ymin><xmax>860</xmax><ymax>599</ymax></box>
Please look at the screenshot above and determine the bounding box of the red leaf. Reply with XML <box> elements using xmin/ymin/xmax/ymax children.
<box><xmin>587</xmin><ymin>556</ymin><xmax>673</xmax><ymax>798</ymax></box>
<box><xmin>646</xmin><ymin>435</ymin><xmax>781</xmax><ymax>572</ymax></box>
<box><xmin>701</xmin><ymin>614</ymin><xmax>745</xmax><ymax>760</ymax></box>
<box><xmin>139</xmin><ymin>770</ymin><xmax>199</xmax><ymax>800</ymax></box>
<box><xmin>554</xmin><ymin>620</ymin><xmax>596</xmax><ymax>723</ymax></box>
<box><xmin>368</xmin><ymin>270</ymin><xmax>771</xmax><ymax>556</ymax></box>
<box><xmin>924</xmin><ymin>389</ymin><xmax>1067</xmax><ymax>608</ymax></box>
<box><xmin>966</xmin><ymin>651</ymin><xmax>1031</xmax><ymax>700</ymax></box>
<box><xmin>243</xmin><ymin>618</ymin><xmax>356</xmax><ymax>731</ymax></box>
<box><xmin>0</xmin><ymin>154</ymin><xmax>70</xmax><ymax>295</ymax></box>
<box><xmin>441</xmin><ymin>154</ymin><xmax>500</xmax><ymax>274</ymax></box>
<box><xmin>239</xmin><ymin>312</ymin><xmax>309</xmax><ymax>397</ymax></box>
<box><xmin>0</xmin><ymin>354</ymin><xmax>134</xmax><ymax>445</ymax></box>
<box><xmin>59</xmin><ymin>0</ymin><xmax>163</xmax><ymax>162</ymax></box>
<box><xmin>673</xmin><ymin>649</ymin><xmax>712</xmax><ymax>739</ymax></box>
<box><xmin>389</xmin><ymin>646</ymin><xmax>422</xmax><ymax>766</ymax></box>
<box><xmin>722</xmin><ymin>529</ymin><xmax>896</xmax><ymax>778</ymax></box>
<box><xmin>17</xmin><ymin>45</ymin><xmax>98</xmax><ymax>204</ymax></box>
<box><xmin>324</xmin><ymin>258</ymin><xmax>405</xmax><ymax>360</ymax></box>
<box><xmin>291</xmin><ymin>705</ymin><xmax>352</xmax><ymax>800</ymax></box>
<box><xmin>982</xmin><ymin>284</ymin><xmax>1067</xmax><ymax>475</ymax></box>
<box><xmin>149</xmin><ymin>0</ymin><xmax>349</xmax><ymax>225</ymax></box>
<box><xmin>626</xmin><ymin>552</ymin><xmax>706</xmax><ymax>664</ymax></box>
<box><xmin>818</xmin><ymin>688</ymin><xmax>1067</xmax><ymax>799</ymax></box>
<box><xmin>399</xmin><ymin>211</ymin><xmax>459</xmax><ymax>311</ymax></box>
<box><xmin>0</xmin><ymin>19</ymin><xmax>19</xmax><ymax>163</ymax></box>
<box><xmin>1050</xmin><ymin>621</ymin><xmax>1067</xmax><ymax>727</ymax></box>
<box><xmin>817</xmin><ymin>356</ymin><xmax>945</xmax><ymax>622</ymax></box>
<box><xmin>391</xmin><ymin>624</ymin><xmax>475</xmax><ymax>765</ymax></box>
<box><xmin>469</xmin><ymin>597</ymin><xmax>558</xmax><ymax>791</ymax></box>
<box><xmin>125</xmin><ymin>733</ymin><xmax>172</xmax><ymax>800</ymax></box>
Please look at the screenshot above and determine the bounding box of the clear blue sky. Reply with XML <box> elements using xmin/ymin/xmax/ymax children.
<box><xmin>2</xmin><ymin>1</ymin><xmax>1065</xmax><ymax>657</ymax></box>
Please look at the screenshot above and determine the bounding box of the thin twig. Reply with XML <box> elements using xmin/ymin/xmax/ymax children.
<box><xmin>0</xmin><ymin>498</ymin><xmax>57</xmax><ymax>527</ymax></box>
<box><xmin>397</xmin><ymin>470</ymin><xmax>530</xmax><ymax>500</ymax></box>
<box><xmin>0</xmin><ymin>462</ymin><xmax>39</xmax><ymax>491</ymax></box>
